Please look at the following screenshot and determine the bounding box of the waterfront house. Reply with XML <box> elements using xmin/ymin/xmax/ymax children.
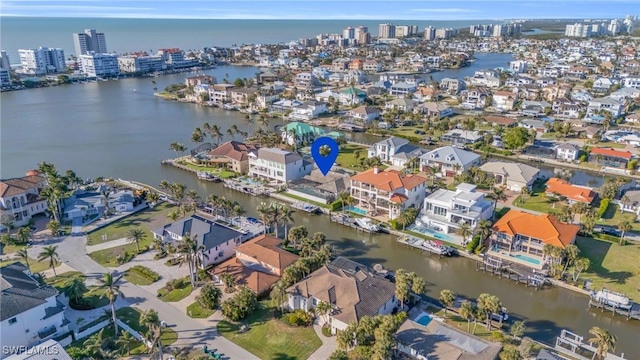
<box><xmin>107</xmin><ymin>190</ymin><xmax>135</xmax><ymax>213</ymax></box>
<box><xmin>288</xmin><ymin>169</ymin><xmax>351</xmax><ymax>204</ymax></box>
<box><xmin>345</xmin><ymin>105</ymin><xmax>380</xmax><ymax>123</ymax></box>
<box><xmin>479</xmin><ymin>161</ymin><xmax>540</xmax><ymax>192</ymax></box>
<box><xmin>588</xmin><ymin>147</ymin><xmax>632</xmax><ymax>168</ymax></box>
<box><xmin>339</xmin><ymin>87</ymin><xmax>367</xmax><ymax>105</ymax></box>
<box><xmin>152</xmin><ymin>215</ymin><xmax>246</xmax><ymax>268</ymax></box>
<box><xmin>367</xmin><ymin>137</ymin><xmax>410</xmax><ymax>162</ymax></box>
<box><xmin>289</xmin><ymin>101</ymin><xmax>328</xmax><ymax>121</ymax></box>
<box><xmin>63</xmin><ymin>189</ymin><xmax>107</xmax><ymax>220</ymax></box>
<box><xmin>211</xmin><ymin>234</ymin><xmax>298</xmax><ymax>294</ymax></box>
<box><xmin>248</xmin><ymin>148</ymin><xmax>313</xmax><ymax>184</ymax></box>
<box><xmin>413</xmin><ymin>86</ymin><xmax>438</xmax><ymax>101</ymax></box>
<box><xmin>280</xmin><ymin>121</ymin><xmax>325</xmax><ymax>146</ymax></box>
<box><xmin>419</xmin><ymin>183</ymin><xmax>494</xmax><ymax>235</ymax></box>
<box><xmin>286</xmin><ymin>257</ymin><xmax>397</xmax><ymax>334</ymax></box>
<box><xmin>489</xmin><ymin>209</ymin><xmax>580</xmax><ymax>270</ymax></box>
<box><xmin>230</xmin><ymin>87</ymin><xmax>258</xmax><ymax>107</ymax></box>
<box><xmin>492</xmin><ymin>91</ymin><xmax>517</xmax><ymax>111</ymax></box>
<box><xmin>210</xmin><ymin>84</ymin><xmax>234</xmax><ymax>105</ymax></box>
<box><xmin>0</xmin><ymin>171</ymin><xmax>48</xmax><ymax>229</ymax></box>
<box><xmin>619</xmin><ymin>189</ymin><xmax>640</xmax><ymax>219</ymax></box>
<box><xmin>389</xmin><ymin>82</ymin><xmax>417</xmax><ymax>97</ymax></box>
<box><xmin>385</xmin><ymin>98</ymin><xmax>416</xmax><ymax>112</ymax></box>
<box><xmin>1</xmin><ymin>262</ymin><xmax>69</xmax><ymax>350</ymax></box>
<box><xmin>203</xmin><ymin>141</ymin><xmax>258</xmax><ymax>174</ymax></box>
<box><xmin>418</xmin><ymin>102</ymin><xmax>454</xmax><ymax>119</ymax></box>
<box><xmin>439</xmin><ymin>129</ymin><xmax>483</xmax><ymax>146</ymax></box>
<box><xmin>269</xmin><ymin>99</ymin><xmax>302</xmax><ymax>114</ymax></box>
<box><xmin>390</xmin><ymin>147</ymin><xmax>428</xmax><ymax>169</ymax></box>
<box><xmin>555</xmin><ymin>143</ymin><xmax>580</xmax><ymax>162</ymax></box>
<box><xmin>439</xmin><ymin>78</ymin><xmax>465</xmax><ymax>95</ymax></box>
<box><xmin>586</xmin><ymin>97</ymin><xmax>623</xmax><ymax>119</ymax></box>
<box><xmin>185</xmin><ymin>75</ymin><xmax>216</xmax><ymax>87</ymax></box>
<box><xmin>294</xmin><ymin>72</ymin><xmax>320</xmax><ymax>89</ymax></box>
<box><xmin>545</xmin><ymin>178</ymin><xmax>596</xmax><ymax>205</ymax></box>
<box><xmin>467</xmin><ymin>69</ymin><xmax>500</xmax><ymax>88</ymax></box>
<box><xmin>461</xmin><ymin>87</ymin><xmax>491</xmax><ymax>109</ymax></box>
<box><xmin>420</xmin><ymin>146</ymin><xmax>481</xmax><ymax>177</ymax></box>
<box><xmin>350</xmin><ymin>167</ymin><xmax>427</xmax><ymax>220</ymax></box>
<box><xmin>395</xmin><ymin>318</ymin><xmax>502</xmax><ymax>360</ymax></box>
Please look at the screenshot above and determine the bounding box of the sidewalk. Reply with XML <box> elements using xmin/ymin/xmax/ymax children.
<box><xmin>307</xmin><ymin>323</ymin><xmax>337</xmax><ymax>360</ymax></box>
<box><xmin>86</xmin><ymin>237</ymin><xmax>131</xmax><ymax>253</ymax></box>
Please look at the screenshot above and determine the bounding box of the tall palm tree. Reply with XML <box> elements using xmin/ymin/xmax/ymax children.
<box><xmin>279</xmin><ymin>206</ymin><xmax>295</xmax><ymax>239</ymax></box>
<box><xmin>141</xmin><ymin>309</ymin><xmax>164</xmax><ymax>360</ymax></box>
<box><xmin>65</xmin><ymin>277</ymin><xmax>87</xmax><ymax>306</ymax></box>
<box><xmin>439</xmin><ymin>289</ymin><xmax>455</xmax><ymax>319</ymax></box>
<box><xmin>126</xmin><ymin>228</ymin><xmax>146</xmax><ymax>253</ymax></box>
<box><xmin>457</xmin><ymin>222</ymin><xmax>473</xmax><ymax>244</ymax></box>
<box><xmin>459</xmin><ymin>300</ymin><xmax>475</xmax><ymax>332</ymax></box>
<box><xmin>243</xmin><ymin>115</ymin><xmax>254</xmax><ymax>134</ymax></box>
<box><xmin>477</xmin><ymin>293</ymin><xmax>502</xmax><ymax>331</ymax></box>
<box><xmin>146</xmin><ymin>192</ymin><xmax>160</xmax><ymax>206</ymax></box>
<box><xmin>99</xmin><ymin>272</ymin><xmax>124</xmax><ymax>336</ymax></box>
<box><xmin>588</xmin><ymin>326</ymin><xmax>616</xmax><ymax>360</ymax></box>
<box><xmin>488</xmin><ymin>187</ymin><xmax>507</xmax><ymax>219</ymax></box>
<box><xmin>17</xmin><ymin>248</ymin><xmax>30</xmax><ymax>272</ymax></box>
<box><xmin>256</xmin><ymin>203</ymin><xmax>272</xmax><ymax>234</ymax></box>
<box><xmin>617</xmin><ymin>220</ymin><xmax>632</xmax><ymax>245</ymax></box>
<box><xmin>38</xmin><ymin>245</ymin><xmax>59</xmax><ymax>277</ymax></box>
<box><xmin>337</xmin><ymin>191</ymin><xmax>354</xmax><ymax>213</ymax></box>
<box><xmin>204</xmin><ymin>123</ymin><xmax>223</xmax><ymax>144</ymax></box>
<box><xmin>117</xmin><ymin>330</ymin><xmax>136</xmax><ymax>356</ymax></box>
<box><xmin>169</xmin><ymin>142</ymin><xmax>186</xmax><ymax>157</ymax></box>
<box><xmin>477</xmin><ymin>219</ymin><xmax>492</xmax><ymax>241</ymax></box>
<box><xmin>176</xmin><ymin>233</ymin><xmax>205</xmax><ymax>287</ymax></box>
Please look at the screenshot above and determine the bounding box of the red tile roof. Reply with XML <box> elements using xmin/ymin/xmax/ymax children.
<box><xmin>492</xmin><ymin>209</ymin><xmax>580</xmax><ymax>248</ymax></box>
<box><xmin>545</xmin><ymin>178</ymin><xmax>596</xmax><ymax>204</ymax></box>
<box><xmin>351</xmin><ymin>169</ymin><xmax>427</xmax><ymax>191</ymax></box>
<box><xmin>590</xmin><ymin>147</ymin><xmax>633</xmax><ymax>160</ymax></box>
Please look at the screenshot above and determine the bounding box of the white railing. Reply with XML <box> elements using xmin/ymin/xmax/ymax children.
<box><xmin>75</xmin><ymin>319</ymin><xmax>111</xmax><ymax>340</ymax></box>
<box><xmin>117</xmin><ymin>319</ymin><xmax>153</xmax><ymax>349</ymax></box>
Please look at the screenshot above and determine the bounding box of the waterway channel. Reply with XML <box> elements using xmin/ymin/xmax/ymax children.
<box><xmin>1</xmin><ymin>56</ymin><xmax>637</xmax><ymax>355</ymax></box>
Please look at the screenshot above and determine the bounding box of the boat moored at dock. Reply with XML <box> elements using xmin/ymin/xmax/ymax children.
<box><xmin>291</xmin><ymin>201</ymin><xmax>319</xmax><ymax>213</ymax></box>
<box><xmin>354</xmin><ymin>217</ymin><xmax>380</xmax><ymax>232</ymax></box>
<box><xmin>590</xmin><ymin>288</ymin><xmax>633</xmax><ymax>310</ymax></box>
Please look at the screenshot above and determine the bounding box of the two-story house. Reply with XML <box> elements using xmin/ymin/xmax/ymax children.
<box><xmin>419</xmin><ymin>183</ymin><xmax>494</xmax><ymax>235</ymax></box>
<box><xmin>586</xmin><ymin>97</ymin><xmax>623</xmax><ymax>119</ymax></box>
<box><xmin>0</xmin><ymin>171</ymin><xmax>48</xmax><ymax>229</ymax></box>
<box><xmin>389</xmin><ymin>82</ymin><xmax>417</xmax><ymax>97</ymax></box>
<box><xmin>350</xmin><ymin>167</ymin><xmax>427</xmax><ymax>220</ymax></box>
<box><xmin>249</xmin><ymin>148</ymin><xmax>313</xmax><ymax>184</ymax></box>
<box><xmin>211</xmin><ymin>234</ymin><xmax>298</xmax><ymax>294</ymax></box>
<box><xmin>345</xmin><ymin>105</ymin><xmax>380</xmax><ymax>123</ymax></box>
<box><xmin>152</xmin><ymin>215</ymin><xmax>247</xmax><ymax>268</ymax></box>
<box><xmin>489</xmin><ymin>209</ymin><xmax>580</xmax><ymax>270</ymax></box>
<box><xmin>203</xmin><ymin>141</ymin><xmax>258</xmax><ymax>174</ymax></box>
<box><xmin>479</xmin><ymin>161</ymin><xmax>539</xmax><ymax>192</ymax></box>
<box><xmin>1</xmin><ymin>262</ymin><xmax>69</xmax><ymax>352</ymax></box>
<box><xmin>420</xmin><ymin>146</ymin><xmax>481</xmax><ymax>177</ymax></box>
<box><xmin>461</xmin><ymin>87</ymin><xmax>491</xmax><ymax>109</ymax></box>
<box><xmin>439</xmin><ymin>129</ymin><xmax>483</xmax><ymax>146</ymax></box>
<box><xmin>555</xmin><ymin>143</ymin><xmax>580</xmax><ymax>162</ymax></box>
<box><xmin>492</xmin><ymin>91</ymin><xmax>517</xmax><ymax>111</ymax></box>
<box><xmin>210</xmin><ymin>84</ymin><xmax>234</xmax><ymax>105</ymax></box>
<box><xmin>418</xmin><ymin>102</ymin><xmax>454</xmax><ymax>119</ymax></box>
<box><xmin>619</xmin><ymin>189</ymin><xmax>640</xmax><ymax>220</ymax></box>
<box><xmin>367</xmin><ymin>137</ymin><xmax>410</xmax><ymax>162</ymax></box>
<box><xmin>286</xmin><ymin>257</ymin><xmax>397</xmax><ymax>334</ymax></box>
<box><xmin>385</xmin><ymin>98</ymin><xmax>416</xmax><ymax>112</ymax></box>
<box><xmin>439</xmin><ymin>78</ymin><xmax>465</xmax><ymax>95</ymax></box>
<box><xmin>280</xmin><ymin>122</ymin><xmax>325</xmax><ymax>146</ymax></box>
<box><xmin>289</xmin><ymin>101</ymin><xmax>327</xmax><ymax>121</ymax></box>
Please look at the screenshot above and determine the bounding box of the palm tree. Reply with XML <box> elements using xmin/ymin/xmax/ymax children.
<box><xmin>15</xmin><ymin>227</ymin><xmax>30</xmax><ymax>244</ymax></box>
<box><xmin>337</xmin><ymin>191</ymin><xmax>354</xmax><ymax>213</ymax></box>
<box><xmin>38</xmin><ymin>245</ymin><xmax>59</xmax><ymax>277</ymax></box>
<box><xmin>99</xmin><ymin>272</ymin><xmax>124</xmax><ymax>336</ymax></box>
<box><xmin>617</xmin><ymin>220</ymin><xmax>632</xmax><ymax>245</ymax></box>
<box><xmin>439</xmin><ymin>289</ymin><xmax>455</xmax><ymax>319</ymax></box>
<box><xmin>588</xmin><ymin>326</ymin><xmax>616</xmax><ymax>360</ymax></box>
<box><xmin>176</xmin><ymin>233</ymin><xmax>205</xmax><ymax>287</ymax></box>
<box><xmin>117</xmin><ymin>330</ymin><xmax>136</xmax><ymax>356</ymax></box>
<box><xmin>220</xmin><ymin>272</ymin><xmax>236</xmax><ymax>293</ymax></box>
<box><xmin>477</xmin><ymin>219</ymin><xmax>492</xmax><ymax>240</ymax></box>
<box><xmin>65</xmin><ymin>277</ymin><xmax>87</xmax><ymax>306</ymax></box>
<box><xmin>256</xmin><ymin>203</ymin><xmax>272</xmax><ymax>234</ymax></box>
<box><xmin>126</xmin><ymin>228</ymin><xmax>146</xmax><ymax>253</ymax></box>
<box><xmin>17</xmin><ymin>248</ymin><xmax>30</xmax><ymax>272</ymax></box>
<box><xmin>226</xmin><ymin>128</ymin><xmax>235</xmax><ymax>140</ymax></box>
<box><xmin>140</xmin><ymin>309</ymin><xmax>164</xmax><ymax>360</ymax></box>
<box><xmin>459</xmin><ymin>300</ymin><xmax>475</xmax><ymax>332</ymax></box>
<box><xmin>146</xmin><ymin>192</ymin><xmax>160</xmax><ymax>206</ymax></box>
<box><xmin>204</xmin><ymin>123</ymin><xmax>223</xmax><ymax>144</ymax></box>
<box><xmin>258</xmin><ymin>115</ymin><xmax>269</xmax><ymax>130</ymax></box>
<box><xmin>457</xmin><ymin>223</ymin><xmax>473</xmax><ymax>244</ymax></box>
<box><xmin>488</xmin><ymin>187</ymin><xmax>507</xmax><ymax>219</ymax></box>
<box><xmin>279</xmin><ymin>206</ymin><xmax>295</xmax><ymax>239</ymax></box>
<box><xmin>477</xmin><ymin>293</ymin><xmax>502</xmax><ymax>331</ymax></box>
<box><xmin>270</xmin><ymin>281</ymin><xmax>287</xmax><ymax>312</ymax></box>
<box><xmin>47</xmin><ymin>220</ymin><xmax>61</xmax><ymax>236</ymax></box>
<box><xmin>169</xmin><ymin>142</ymin><xmax>187</xmax><ymax>157</ymax></box>
<box><xmin>243</xmin><ymin>115</ymin><xmax>254</xmax><ymax>134</ymax></box>
<box><xmin>562</xmin><ymin>244</ymin><xmax>580</xmax><ymax>277</ymax></box>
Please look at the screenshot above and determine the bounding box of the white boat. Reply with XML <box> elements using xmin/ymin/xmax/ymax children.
<box><xmin>420</xmin><ymin>240</ymin><xmax>452</xmax><ymax>256</ymax></box>
<box><xmin>197</xmin><ymin>171</ymin><xmax>221</xmax><ymax>182</ymax></box>
<box><xmin>354</xmin><ymin>218</ymin><xmax>380</xmax><ymax>232</ymax></box>
<box><xmin>291</xmin><ymin>201</ymin><xmax>319</xmax><ymax>213</ymax></box>
<box><xmin>591</xmin><ymin>288</ymin><xmax>632</xmax><ymax>310</ymax></box>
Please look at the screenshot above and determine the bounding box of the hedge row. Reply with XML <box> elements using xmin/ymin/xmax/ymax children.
<box><xmin>129</xmin><ymin>265</ymin><xmax>161</xmax><ymax>282</ymax></box>
<box><xmin>598</xmin><ymin>199</ymin><xmax>610</xmax><ymax>218</ymax></box>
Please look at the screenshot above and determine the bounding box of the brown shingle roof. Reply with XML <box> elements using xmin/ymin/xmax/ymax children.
<box><xmin>0</xmin><ymin>175</ymin><xmax>45</xmax><ymax>197</ymax></box>
<box><xmin>235</xmin><ymin>234</ymin><xmax>299</xmax><ymax>270</ymax></box>
<box><xmin>211</xmin><ymin>258</ymin><xmax>281</xmax><ymax>294</ymax></box>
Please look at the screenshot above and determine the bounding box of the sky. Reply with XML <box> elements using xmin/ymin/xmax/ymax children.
<box><xmin>0</xmin><ymin>0</ymin><xmax>638</xmax><ymax>20</ymax></box>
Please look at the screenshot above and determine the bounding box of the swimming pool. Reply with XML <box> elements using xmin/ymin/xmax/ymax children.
<box><xmin>511</xmin><ymin>253</ymin><xmax>541</xmax><ymax>265</ymax></box>
<box><xmin>407</xmin><ymin>225</ymin><xmax>452</xmax><ymax>241</ymax></box>
<box><xmin>239</xmin><ymin>177</ymin><xmax>262</xmax><ymax>185</ymax></box>
<box><xmin>345</xmin><ymin>205</ymin><xmax>367</xmax><ymax>215</ymax></box>
<box><xmin>414</xmin><ymin>312</ymin><xmax>433</xmax><ymax>326</ymax></box>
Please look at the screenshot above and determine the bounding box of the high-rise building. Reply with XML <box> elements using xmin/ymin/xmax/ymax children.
<box><xmin>0</xmin><ymin>50</ymin><xmax>10</xmax><ymax>69</ymax></box>
<box><xmin>565</xmin><ymin>23</ymin><xmax>592</xmax><ymax>37</ymax></box>
<box><xmin>424</xmin><ymin>26</ymin><xmax>436</xmax><ymax>41</ymax></box>
<box><xmin>343</xmin><ymin>27</ymin><xmax>355</xmax><ymax>40</ymax></box>
<box><xmin>435</xmin><ymin>28</ymin><xmax>456</xmax><ymax>39</ymax></box>
<box><xmin>79</xmin><ymin>52</ymin><xmax>119</xmax><ymax>77</ymax></box>
<box><xmin>378</xmin><ymin>23</ymin><xmax>395</xmax><ymax>39</ymax></box>
<box><xmin>73</xmin><ymin>29</ymin><xmax>108</xmax><ymax>56</ymax></box>
<box><xmin>608</xmin><ymin>19</ymin><xmax>623</xmax><ymax>35</ymax></box>
<box><xmin>18</xmin><ymin>47</ymin><xmax>66</xmax><ymax>75</ymax></box>
<box><xmin>355</xmin><ymin>26</ymin><xmax>369</xmax><ymax>44</ymax></box>
<box><xmin>492</xmin><ymin>25</ymin><xmax>505</xmax><ymax>37</ymax></box>
<box><xmin>117</xmin><ymin>53</ymin><xmax>165</xmax><ymax>73</ymax></box>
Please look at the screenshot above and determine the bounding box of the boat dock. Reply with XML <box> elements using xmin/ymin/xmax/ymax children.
<box><xmin>397</xmin><ymin>235</ymin><xmax>452</xmax><ymax>257</ymax></box>
<box><xmin>291</xmin><ymin>201</ymin><xmax>319</xmax><ymax>213</ymax></box>
<box><xmin>329</xmin><ymin>213</ymin><xmax>376</xmax><ymax>234</ymax></box>
<box><xmin>476</xmin><ymin>256</ymin><xmax>549</xmax><ymax>289</ymax></box>
<box><xmin>588</xmin><ymin>299</ymin><xmax>640</xmax><ymax>320</ymax></box>
<box><xmin>223</xmin><ymin>180</ymin><xmax>271</xmax><ymax>197</ymax></box>
<box><xmin>555</xmin><ymin>329</ymin><xmax>627</xmax><ymax>360</ymax></box>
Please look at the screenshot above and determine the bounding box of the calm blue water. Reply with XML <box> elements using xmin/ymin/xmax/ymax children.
<box><xmin>0</xmin><ymin>17</ymin><xmax>497</xmax><ymax>63</ymax></box>
<box><xmin>345</xmin><ymin>205</ymin><xmax>367</xmax><ymax>215</ymax></box>
<box><xmin>415</xmin><ymin>313</ymin><xmax>433</xmax><ymax>326</ymax></box>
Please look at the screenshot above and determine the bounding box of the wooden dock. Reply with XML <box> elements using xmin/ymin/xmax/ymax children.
<box><xmin>588</xmin><ymin>299</ymin><xmax>640</xmax><ymax>320</ymax></box>
<box><xmin>476</xmin><ymin>256</ymin><xmax>548</xmax><ymax>289</ymax></box>
<box><xmin>222</xmin><ymin>180</ymin><xmax>270</xmax><ymax>197</ymax></box>
<box><xmin>329</xmin><ymin>213</ymin><xmax>375</xmax><ymax>234</ymax></box>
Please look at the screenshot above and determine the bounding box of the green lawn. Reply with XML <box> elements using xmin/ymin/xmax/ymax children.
<box><xmin>0</xmin><ymin>242</ymin><xmax>23</xmax><ymax>255</ymax></box>
<box><xmin>157</xmin><ymin>281</ymin><xmax>193</xmax><ymax>302</ymax></box>
<box><xmin>594</xmin><ymin>141</ymin><xmax>627</xmax><ymax>149</ymax></box>
<box><xmin>175</xmin><ymin>159</ymin><xmax>238</xmax><ymax>178</ymax></box>
<box><xmin>0</xmin><ymin>257</ymin><xmax>59</xmax><ymax>274</ymax></box>
<box><xmin>432</xmin><ymin>308</ymin><xmax>494</xmax><ymax>341</ymax></box>
<box><xmin>218</xmin><ymin>301</ymin><xmax>322</xmax><ymax>360</ymax></box>
<box><xmin>335</xmin><ymin>143</ymin><xmax>369</xmax><ymax>169</ymax></box>
<box><xmin>576</xmin><ymin>236</ymin><xmax>640</xmax><ymax>302</ymax></box>
<box><xmin>280</xmin><ymin>192</ymin><xmax>330</xmax><ymax>209</ymax></box>
<box><xmin>46</xmin><ymin>271</ymin><xmax>110</xmax><ymax>308</ymax></box>
<box><xmin>89</xmin><ymin>236</ymin><xmax>154</xmax><ymax>267</ymax></box>
<box><xmin>187</xmin><ymin>302</ymin><xmax>215</xmax><ymax>318</ymax></box>
<box><xmin>87</xmin><ymin>203</ymin><xmax>174</xmax><ymax>245</ymax></box>
<box><xmin>595</xmin><ymin>204</ymin><xmax>640</xmax><ymax>231</ymax></box>
<box><xmin>124</xmin><ymin>270</ymin><xmax>156</xmax><ymax>286</ymax></box>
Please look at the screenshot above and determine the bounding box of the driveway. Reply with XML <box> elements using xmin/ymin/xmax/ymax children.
<box><xmin>27</xmin><ymin>235</ymin><xmax>258</xmax><ymax>360</ymax></box>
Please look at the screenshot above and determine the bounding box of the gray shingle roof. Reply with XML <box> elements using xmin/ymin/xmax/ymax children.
<box><xmin>258</xmin><ymin>148</ymin><xmax>302</xmax><ymax>164</ymax></box>
<box><xmin>157</xmin><ymin>215</ymin><xmax>244</xmax><ymax>251</ymax></box>
<box><xmin>375</xmin><ymin>136</ymin><xmax>409</xmax><ymax>148</ymax></box>
<box><xmin>1</xmin><ymin>262</ymin><xmax>58</xmax><ymax>321</ymax></box>
<box><xmin>420</xmin><ymin>146</ymin><xmax>480</xmax><ymax>166</ymax></box>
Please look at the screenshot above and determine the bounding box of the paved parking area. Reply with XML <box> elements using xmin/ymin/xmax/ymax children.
<box><xmin>115</xmin><ymin>250</ymin><xmax>190</xmax><ymax>292</ymax></box>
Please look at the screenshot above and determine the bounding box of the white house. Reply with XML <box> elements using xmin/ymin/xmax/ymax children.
<box><xmin>623</xmin><ymin>77</ymin><xmax>640</xmax><ymax>89</ymax></box>
<box><xmin>420</xmin><ymin>146</ymin><xmax>481</xmax><ymax>176</ymax></box>
<box><xmin>0</xmin><ymin>171</ymin><xmax>48</xmax><ymax>229</ymax></box>
<box><xmin>152</xmin><ymin>215</ymin><xmax>246</xmax><ymax>268</ymax></box>
<box><xmin>479</xmin><ymin>161</ymin><xmax>540</xmax><ymax>191</ymax></box>
<box><xmin>108</xmin><ymin>190</ymin><xmax>135</xmax><ymax>212</ymax></box>
<box><xmin>385</xmin><ymin>98</ymin><xmax>416</xmax><ymax>112</ymax></box>
<box><xmin>1</xmin><ymin>263</ymin><xmax>69</xmax><ymax>353</ymax></box>
<box><xmin>586</xmin><ymin>97</ymin><xmax>623</xmax><ymax>119</ymax></box>
<box><xmin>467</xmin><ymin>69</ymin><xmax>500</xmax><ymax>88</ymax></box>
<box><xmin>419</xmin><ymin>183</ymin><xmax>494</xmax><ymax>235</ymax></box>
<box><xmin>555</xmin><ymin>143</ymin><xmax>580</xmax><ymax>162</ymax></box>
<box><xmin>418</xmin><ymin>102</ymin><xmax>454</xmax><ymax>119</ymax></box>
<box><xmin>492</xmin><ymin>91</ymin><xmax>517</xmax><ymax>111</ymax></box>
<box><xmin>350</xmin><ymin>167</ymin><xmax>427</xmax><ymax>220</ymax></box>
<box><xmin>620</xmin><ymin>190</ymin><xmax>640</xmax><ymax>219</ymax></box>
<box><xmin>609</xmin><ymin>87</ymin><xmax>640</xmax><ymax>102</ymax></box>
<box><xmin>286</xmin><ymin>257</ymin><xmax>397</xmax><ymax>334</ymax></box>
<box><xmin>345</xmin><ymin>105</ymin><xmax>380</xmax><ymax>123</ymax></box>
<box><xmin>367</xmin><ymin>137</ymin><xmax>410</xmax><ymax>162</ymax></box>
<box><xmin>389</xmin><ymin>82</ymin><xmax>417</xmax><ymax>96</ymax></box>
<box><xmin>249</xmin><ymin>148</ymin><xmax>313</xmax><ymax>184</ymax></box>
<box><xmin>289</xmin><ymin>101</ymin><xmax>327</xmax><ymax>121</ymax></box>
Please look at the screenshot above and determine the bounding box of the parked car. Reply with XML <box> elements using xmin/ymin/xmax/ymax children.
<box><xmin>597</xmin><ymin>227</ymin><xmax>620</xmax><ymax>236</ymax></box>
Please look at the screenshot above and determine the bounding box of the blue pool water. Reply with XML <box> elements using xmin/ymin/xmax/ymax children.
<box><xmin>415</xmin><ymin>314</ymin><xmax>433</xmax><ymax>326</ymax></box>
<box><xmin>407</xmin><ymin>225</ymin><xmax>452</xmax><ymax>241</ymax></box>
<box><xmin>511</xmin><ymin>254</ymin><xmax>541</xmax><ymax>265</ymax></box>
<box><xmin>345</xmin><ymin>205</ymin><xmax>367</xmax><ymax>215</ymax></box>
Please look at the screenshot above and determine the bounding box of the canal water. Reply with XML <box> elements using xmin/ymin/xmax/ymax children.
<box><xmin>1</xmin><ymin>56</ymin><xmax>636</xmax><ymax>354</ymax></box>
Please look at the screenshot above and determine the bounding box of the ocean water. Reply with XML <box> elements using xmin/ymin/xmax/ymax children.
<box><xmin>0</xmin><ymin>17</ymin><xmax>496</xmax><ymax>63</ymax></box>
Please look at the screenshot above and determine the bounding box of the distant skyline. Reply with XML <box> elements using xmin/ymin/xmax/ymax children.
<box><xmin>1</xmin><ymin>0</ymin><xmax>638</xmax><ymax>20</ymax></box>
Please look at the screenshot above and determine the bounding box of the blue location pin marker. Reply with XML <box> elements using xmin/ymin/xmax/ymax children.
<box><xmin>311</xmin><ymin>137</ymin><xmax>339</xmax><ymax>176</ymax></box>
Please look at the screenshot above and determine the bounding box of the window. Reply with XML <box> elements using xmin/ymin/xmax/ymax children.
<box><xmin>8</xmin><ymin>317</ymin><xmax>17</xmax><ymax>325</ymax></box>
